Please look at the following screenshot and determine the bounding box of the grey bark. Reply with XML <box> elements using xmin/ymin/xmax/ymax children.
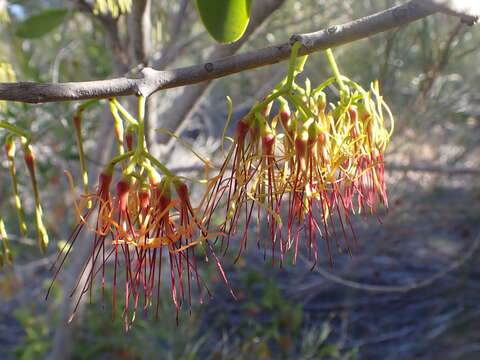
<box><xmin>0</xmin><ymin>1</ymin><xmax>442</xmax><ymax>104</ymax></box>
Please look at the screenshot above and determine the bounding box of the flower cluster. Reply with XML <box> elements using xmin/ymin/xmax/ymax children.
<box><xmin>51</xmin><ymin>98</ymin><xmax>231</xmax><ymax>327</ymax></box>
<box><xmin>1</xmin><ymin>64</ymin><xmax>50</xmax><ymax>264</ymax></box>
<box><xmin>49</xmin><ymin>46</ymin><xmax>393</xmax><ymax>326</ymax></box>
<box><xmin>0</xmin><ymin>130</ymin><xmax>49</xmax><ymax>267</ymax></box>
<box><xmin>205</xmin><ymin>46</ymin><xmax>393</xmax><ymax>266</ymax></box>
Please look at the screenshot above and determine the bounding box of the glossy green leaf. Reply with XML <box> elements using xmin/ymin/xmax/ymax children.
<box><xmin>196</xmin><ymin>0</ymin><xmax>253</xmax><ymax>44</ymax></box>
<box><xmin>15</xmin><ymin>8</ymin><xmax>68</xmax><ymax>39</ymax></box>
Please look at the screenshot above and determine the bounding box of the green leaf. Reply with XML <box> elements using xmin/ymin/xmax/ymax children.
<box><xmin>196</xmin><ymin>0</ymin><xmax>253</xmax><ymax>44</ymax></box>
<box><xmin>15</xmin><ymin>8</ymin><xmax>68</xmax><ymax>39</ymax></box>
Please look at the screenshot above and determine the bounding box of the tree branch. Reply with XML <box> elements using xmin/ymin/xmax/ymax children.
<box><xmin>0</xmin><ymin>1</ymin><xmax>439</xmax><ymax>104</ymax></box>
<box><xmin>128</xmin><ymin>0</ymin><xmax>151</xmax><ymax>66</ymax></box>
<box><xmin>423</xmin><ymin>0</ymin><xmax>479</xmax><ymax>25</ymax></box>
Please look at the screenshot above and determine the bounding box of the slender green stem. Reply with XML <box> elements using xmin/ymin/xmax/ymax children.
<box><xmin>138</xmin><ymin>96</ymin><xmax>146</xmax><ymax>123</ymax></box>
<box><xmin>221</xmin><ymin>96</ymin><xmax>234</xmax><ymax>154</ymax></box>
<box><xmin>108</xmin><ymin>150</ymin><xmax>135</xmax><ymax>167</ymax></box>
<box><xmin>277</xmin><ymin>96</ymin><xmax>288</xmax><ymax>109</ymax></box>
<box><xmin>22</xmin><ymin>141</ymin><xmax>48</xmax><ymax>253</ymax></box>
<box><xmin>325</xmin><ymin>48</ymin><xmax>346</xmax><ymax>92</ymax></box>
<box><xmin>142</xmin><ymin>151</ymin><xmax>175</xmax><ymax>178</ymax></box>
<box><xmin>254</xmin><ymin>111</ymin><xmax>270</xmax><ymax>131</ymax></box>
<box><xmin>251</xmin><ymin>41</ymin><xmax>308</xmax><ymax>116</ymax></box>
<box><xmin>156</xmin><ymin>128</ymin><xmax>214</xmax><ymax>168</ymax></box>
<box><xmin>251</xmin><ymin>90</ymin><xmax>285</xmax><ymax>114</ymax></box>
<box><xmin>137</xmin><ymin>96</ymin><xmax>146</xmax><ymax>152</ymax></box>
<box><xmin>142</xmin><ymin>162</ymin><xmax>161</xmax><ymax>183</ymax></box>
<box><xmin>8</xmin><ymin>161</ymin><xmax>27</xmax><ymax>235</ymax></box>
<box><xmin>5</xmin><ymin>136</ymin><xmax>27</xmax><ymax>236</ymax></box>
<box><xmin>110</xmin><ymin>98</ymin><xmax>138</xmax><ymax>126</ymax></box>
<box><xmin>0</xmin><ymin>218</ymin><xmax>12</xmax><ymax>264</ymax></box>
<box><xmin>296</xmin><ymin>55</ymin><xmax>308</xmax><ymax>73</ymax></box>
<box><xmin>72</xmin><ymin>111</ymin><xmax>90</xmax><ymax>202</ymax></box>
<box><xmin>285</xmin><ymin>41</ymin><xmax>302</xmax><ymax>90</ymax></box>
<box><xmin>343</xmin><ymin>78</ymin><xmax>367</xmax><ymax>96</ymax></box>
<box><xmin>292</xmin><ymin>82</ymin><xmax>306</xmax><ymax>96</ymax></box>
<box><xmin>0</xmin><ymin>121</ymin><xmax>32</xmax><ymax>141</ymax></box>
<box><xmin>312</xmin><ymin>77</ymin><xmax>336</xmax><ymax>96</ymax></box>
<box><xmin>78</xmin><ymin>98</ymin><xmax>100</xmax><ymax>112</ymax></box>
<box><xmin>289</xmin><ymin>91</ymin><xmax>316</xmax><ymax>119</ymax></box>
<box><xmin>108</xmin><ymin>100</ymin><xmax>125</xmax><ymax>158</ymax></box>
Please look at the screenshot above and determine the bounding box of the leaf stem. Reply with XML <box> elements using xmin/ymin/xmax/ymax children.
<box><xmin>0</xmin><ymin>121</ymin><xmax>32</xmax><ymax>141</ymax></box>
<box><xmin>325</xmin><ymin>48</ymin><xmax>346</xmax><ymax>92</ymax></box>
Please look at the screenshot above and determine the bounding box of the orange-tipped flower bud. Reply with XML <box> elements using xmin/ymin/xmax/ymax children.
<box><xmin>280</xmin><ymin>110</ymin><xmax>290</xmax><ymax>126</ymax></box>
<box><xmin>174</xmin><ymin>179</ymin><xmax>189</xmax><ymax>205</ymax></box>
<box><xmin>317</xmin><ymin>92</ymin><xmax>327</xmax><ymax>113</ymax></box>
<box><xmin>358</xmin><ymin>105</ymin><xmax>370</xmax><ymax>122</ymax></box>
<box><xmin>262</xmin><ymin>133</ymin><xmax>275</xmax><ymax>156</ymax></box>
<box><xmin>295</xmin><ymin>133</ymin><xmax>308</xmax><ymax>172</ymax></box>
<box><xmin>116</xmin><ymin>177</ymin><xmax>131</xmax><ymax>212</ymax></box>
<box><xmin>139</xmin><ymin>190</ymin><xmax>150</xmax><ymax>210</ymax></box>
<box><xmin>307</xmin><ymin>123</ymin><xmax>318</xmax><ymax>147</ymax></box>
<box><xmin>5</xmin><ymin>136</ymin><xmax>15</xmax><ymax>159</ymax></box>
<box><xmin>99</xmin><ymin>172</ymin><xmax>113</xmax><ymax>191</ymax></box>
<box><xmin>318</xmin><ymin>131</ymin><xmax>327</xmax><ymax>146</ymax></box>
<box><xmin>72</xmin><ymin>113</ymin><xmax>82</xmax><ymax>132</ymax></box>
<box><xmin>348</xmin><ymin>106</ymin><xmax>360</xmax><ymax>138</ymax></box>
<box><xmin>261</xmin><ymin>101</ymin><xmax>272</xmax><ymax>118</ymax></box>
<box><xmin>138</xmin><ymin>183</ymin><xmax>150</xmax><ymax>210</ymax></box>
<box><xmin>23</xmin><ymin>144</ymin><xmax>35</xmax><ymax>172</ymax></box>
<box><xmin>173</xmin><ymin>178</ymin><xmax>201</xmax><ymax>236</ymax></box>
<box><xmin>148</xmin><ymin>170</ymin><xmax>162</xmax><ymax>187</ymax></box>
<box><xmin>99</xmin><ymin>166</ymin><xmax>114</xmax><ymax>200</ymax></box>
<box><xmin>125</xmin><ymin>126</ymin><xmax>136</xmax><ymax>151</ymax></box>
<box><xmin>348</xmin><ymin>106</ymin><xmax>358</xmax><ymax>122</ymax></box>
<box><xmin>157</xmin><ymin>178</ymin><xmax>172</xmax><ymax>212</ymax></box>
<box><xmin>235</xmin><ymin>117</ymin><xmax>251</xmax><ymax>139</ymax></box>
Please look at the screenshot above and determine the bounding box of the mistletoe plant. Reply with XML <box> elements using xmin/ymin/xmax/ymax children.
<box><xmin>204</xmin><ymin>44</ymin><xmax>393</xmax><ymax>269</ymax></box>
<box><xmin>36</xmin><ymin>45</ymin><xmax>393</xmax><ymax>328</ymax></box>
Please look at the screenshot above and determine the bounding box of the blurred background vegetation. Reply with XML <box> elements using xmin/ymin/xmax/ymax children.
<box><xmin>1</xmin><ymin>0</ymin><xmax>480</xmax><ymax>359</ymax></box>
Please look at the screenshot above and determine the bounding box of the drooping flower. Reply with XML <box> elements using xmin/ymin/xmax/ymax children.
<box><xmin>53</xmin><ymin>159</ymin><xmax>232</xmax><ymax>327</ymax></box>
<box><xmin>50</xmin><ymin>95</ymin><xmax>235</xmax><ymax>327</ymax></box>
<box><xmin>22</xmin><ymin>140</ymin><xmax>49</xmax><ymax>252</ymax></box>
<box><xmin>203</xmin><ymin>50</ymin><xmax>394</xmax><ymax>267</ymax></box>
<box><xmin>48</xmin><ymin>165</ymin><xmax>115</xmax><ymax>315</ymax></box>
<box><xmin>203</xmin><ymin>110</ymin><xmax>289</xmax><ymax>265</ymax></box>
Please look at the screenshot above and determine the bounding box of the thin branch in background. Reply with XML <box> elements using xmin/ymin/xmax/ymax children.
<box><xmin>50</xmin><ymin>41</ymin><xmax>80</xmax><ymax>83</ymax></box>
<box><xmin>416</xmin><ymin>21</ymin><xmax>465</xmax><ymax>106</ymax></box>
<box><xmin>150</xmin><ymin>0</ymin><xmax>190</xmax><ymax>69</ymax></box>
<box><xmin>455</xmin><ymin>44</ymin><xmax>480</xmax><ymax>59</ymax></box>
<box><xmin>128</xmin><ymin>0</ymin><xmax>150</xmax><ymax>66</ymax></box>
<box><xmin>50</xmin><ymin>3</ymin><xmax>77</xmax><ymax>82</ymax></box>
<box><xmin>297</xmin><ymin>229</ymin><xmax>480</xmax><ymax>294</ymax></box>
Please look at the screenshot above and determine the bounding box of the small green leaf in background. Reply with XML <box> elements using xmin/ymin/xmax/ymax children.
<box><xmin>196</xmin><ymin>0</ymin><xmax>253</xmax><ymax>44</ymax></box>
<box><xmin>15</xmin><ymin>8</ymin><xmax>68</xmax><ymax>39</ymax></box>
